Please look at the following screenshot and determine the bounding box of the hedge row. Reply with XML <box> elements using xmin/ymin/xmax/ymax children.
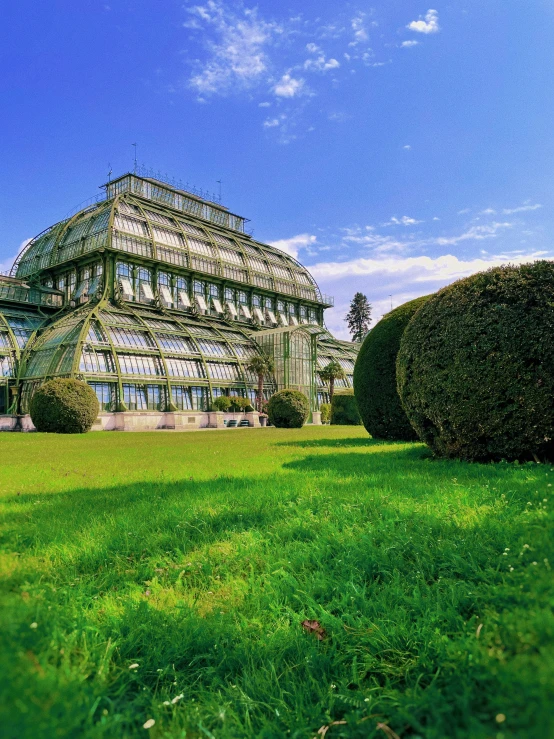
<box><xmin>353</xmin><ymin>297</ymin><xmax>429</xmax><ymax>441</ymax></box>
<box><xmin>354</xmin><ymin>261</ymin><xmax>554</xmax><ymax>462</ymax></box>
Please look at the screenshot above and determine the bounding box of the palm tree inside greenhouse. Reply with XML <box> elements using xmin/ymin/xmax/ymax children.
<box><xmin>246</xmin><ymin>354</ymin><xmax>275</xmax><ymax>413</ymax></box>
<box><xmin>319</xmin><ymin>360</ymin><xmax>346</xmax><ymax>403</ymax></box>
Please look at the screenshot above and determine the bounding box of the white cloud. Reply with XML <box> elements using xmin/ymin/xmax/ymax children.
<box><xmin>268</xmin><ymin>233</ymin><xmax>316</xmax><ymax>259</ymax></box>
<box><xmin>407</xmin><ymin>9</ymin><xmax>440</xmax><ymax>34</ymax></box>
<box><xmin>435</xmin><ymin>221</ymin><xmax>513</xmax><ymax>246</ymax></box>
<box><xmin>273</xmin><ymin>73</ymin><xmax>305</xmax><ymax>97</ymax></box>
<box><xmin>401</xmin><ymin>40</ymin><xmax>419</xmax><ymax>48</ymax></box>
<box><xmin>457</xmin><ymin>208</ymin><xmax>470</xmax><ymax>215</ymax></box>
<box><xmin>258</xmin><ymin>101</ymin><xmax>271</xmax><ymax>107</ymax></box>
<box><xmin>383</xmin><ymin>215</ymin><xmax>422</xmax><ymax>226</ymax></box>
<box><xmin>186</xmin><ymin>1</ymin><xmax>282</xmax><ymax>95</ymax></box>
<box><xmin>306</xmin><ymin>42</ymin><xmax>321</xmax><ymax>53</ymax></box>
<box><xmin>480</xmin><ymin>208</ymin><xmax>496</xmax><ymax>215</ymax></box>
<box><xmin>403</xmin><ymin>144</ymin><xmax>411</xmax><ymax>150</ymax></box>
<box><xmin>350</xmin><ymin>14</ymin><xmax>369</xmax><ymax>45</ymax></box>
<box><xmin>304</xmin><ymin>54</ymin><xmax>340</xmax><ymax>72</ymax></box>
<box><xmin>263</xmin><ymin>118</ymin><xmax>280</xmax><ymax>128</ymax></box>
<box><xmin>311</xmin><ymin>250</ymin><xmax>548</xmax><ymax>339</ymax></box>
<box><xmin>502</xmin><ymin>203</ymin><xmax>543</xmax><ymax>214</ymax></box>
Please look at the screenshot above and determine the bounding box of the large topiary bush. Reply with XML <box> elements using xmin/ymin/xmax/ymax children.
<box><xmin>30</xmin><ymin>378</ymin><xmax>99</xmax><ymax>434</ymax></box>
<box><xmin>397</xmin><ymin>261</ymin><xmax>554</xmax><ymax>462</ymax></box>
<box><xmin>330</xmin><ymin>389</ymin><xmax>362</xmax><ymax>425</ymax></box>
<box><xmin>267</xmin><ymin>389</ymin><xmax>309</xmax><ymax>428</ymax></box>
<box><xmin>353</xmin><ymin>296</ymin><xmax>430</xmax><ymax>440</ymax></box>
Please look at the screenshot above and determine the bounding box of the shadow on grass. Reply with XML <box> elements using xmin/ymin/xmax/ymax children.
<box><xmin>276</xmin><ymin>435</ymin><xmax>381</xmax><ymax>449</ymax></box>
<box><xmin>1</xmin><ymin>447</ymin><xmax>552</xmax><ymax>739</ymax></box>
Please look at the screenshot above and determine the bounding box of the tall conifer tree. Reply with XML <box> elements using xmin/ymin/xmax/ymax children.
<box><xmin>345</xmin><ymin>292</ymin><xmax>372</xmax><ymax>342</ymax></box>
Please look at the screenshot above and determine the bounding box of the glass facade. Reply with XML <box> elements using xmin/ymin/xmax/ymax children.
<box><xmin>1</xmin><ymin>172</ymin><xmax>358</xmax><ymax>419</ymax></box>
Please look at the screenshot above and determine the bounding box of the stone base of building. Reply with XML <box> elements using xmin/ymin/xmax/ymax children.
<box><xmin>0</xmin><ymin>411</ymin><xmax>264</xmax><ymax>432</ymax></box>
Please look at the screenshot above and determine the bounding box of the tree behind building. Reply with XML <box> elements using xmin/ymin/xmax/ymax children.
<box><xmin>345</xmin><ymin>292</ymin><xmax>372</xmax><ymax>342</ymax></box>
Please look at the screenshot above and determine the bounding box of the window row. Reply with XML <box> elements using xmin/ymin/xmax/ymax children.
<box><xmin>114</xmin><ymin>261</ymin><xmax>322</xmax><ymax>324</ymax></box>
<box><xmin>89</xmin><ymin>382</ymin><xmax>210</xmax><ymax>412</ymax></box>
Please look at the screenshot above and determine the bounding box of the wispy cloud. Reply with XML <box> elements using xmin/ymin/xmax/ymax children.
<box><xmin>269</xmin><ymin>233</ymin><xmax>316</xmax><ymax>259</ymax></box>
<box><xmin>312</xmin><ymin>250</ymin><xmax>549</xmax><ymax>338</ymax></box>
<box><xmin>407</xmin><ymin>9</ymin><xmax>440</xmax><ymax>34</ymax></box>
<box><xmin>382</xmin><ymin>215</ymin><xmax>422</xmax><ymax>227</ymax></box>
<box><xmin>186</xmin><ymin>1</ymin><xmax>282</xmax><ymax>95</ymax></box>
<box><xmin>435</xmin><ymin>221</ymin><xmax>513</xmax><ymax>246</ymax></box>
<box><xmin>311</xmin><ymin>251</ymin><xmax>546</xmax><ymax>282</ymax></box>
<box><xmin>502</xmin><ymin>203</ymin><xmax>542</xmax><ymax>214</ymax></box>
<box><xmin>304</xmin><ymin>44</ymin><xmax>340</xmax><ymax>72</ymax></box>
<box><xmin>350</xmin><ymin>14</ymin><xmax>369</xmax><ymax>46</ymax></box>
<box><xmin>401</xmin><ymin>40</ymin><xmax>419</xmax><ymax>48</ymax></box>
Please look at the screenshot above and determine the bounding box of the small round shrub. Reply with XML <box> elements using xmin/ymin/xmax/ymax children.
<box><xmin>30</xmin><ymin>378</ymin><xmax>99</xmax><ymax>434</ymax></box>
<box><xmin>267</xmin><ymin>389</ymin><xmax>309</xmax><ymax>428</ymax></box>
<box><xmin>320</xmin><ymin>403</ymin><xmax>331</xmax><ymax>424</ymax></box>
<box><xmin>397</xmin><ymin>261</ymin><xmax>554</xmax><ymax>462</ymax></box>
<box><xmin>212</xmin><ymin>396</ymin><xmax>231</xmax><ymax>412</ymax></box>
<box><xmin>330</xmin><ymin>389</ymin><xmax>362</xmax><ymax>425</ymax></box>
<box><xmin>354</xmin><ymin>296</ymin><xmax>430</xmax><ymax>440</ymax></box>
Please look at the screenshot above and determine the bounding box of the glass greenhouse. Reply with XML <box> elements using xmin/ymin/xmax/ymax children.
<box><xmin>0</xmin><ymin>172</ymin><xmax>359</xmax><ymax>429</ymax></box>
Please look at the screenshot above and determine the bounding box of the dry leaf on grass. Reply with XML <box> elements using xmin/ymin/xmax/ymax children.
<box><xmin>301</xmin><ymin>619</ymin><xmax>327</xmax><ymax>640</ymax></box>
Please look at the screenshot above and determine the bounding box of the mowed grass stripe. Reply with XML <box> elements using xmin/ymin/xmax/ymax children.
<box><xmin>0</xmin><ymin>426</ymin><xmax>552</xmax><ymax>738</ymax></box>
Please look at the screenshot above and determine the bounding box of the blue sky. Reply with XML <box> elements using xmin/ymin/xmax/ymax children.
<box><xmin>1</xmin><ymin>0</ymin><xmax>553</xmax><ymax>337</ymax></box>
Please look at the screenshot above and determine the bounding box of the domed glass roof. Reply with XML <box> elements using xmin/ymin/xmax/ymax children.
<box><xmin>13</xmin><ymin>173</ymin><xmax>330</xmax><ymax>307</ymax></box>
<box><xmin>2</xmin><ymin>171</ymin><xmax>357</xmax><ymax>419</ymax></box>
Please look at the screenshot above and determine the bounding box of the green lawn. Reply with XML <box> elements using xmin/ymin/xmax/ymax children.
<box><xmin>1</xmin><ymin>427</ymin><xmax>552</xmax><ymax>739</ymax></box>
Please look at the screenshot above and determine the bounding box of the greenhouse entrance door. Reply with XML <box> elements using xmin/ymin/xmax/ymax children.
<box><xmin>254</xmin><ymin>325</ymin><xmax>324</xmax><ymax>412</ymax></box>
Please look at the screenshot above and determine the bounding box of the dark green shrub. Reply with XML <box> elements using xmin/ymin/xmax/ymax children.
<box><xmin>397</xmin><ymin>261</ymin><xmax>554</xmax><ymax>462</ymax></box>
<box><xmin>229</xmin><ymin>396</ymin><xmax>254</xmax><ymax>412</ymax></box>
<box><xmin>320</xmin><ymin>403</ymin><xmax>331</xmax><ymax>424</ymax></box>
<box><xmin>354</xmin><ymin>296</ymin><xmax>430</xmax><ymax>440</ymax></box>
<box><xmin>267</xmin><ymin>389</ymin><xmax>309</xmax><ymax>428</ymax></box>
<box><xmin>30</xmin><ymin>378</ymin><xmax>99</xmax><ymax>434</ymax></box>
<box><xmin>330</xmin><ymin>389</ymin><xmax>362</xmax><ymax>425</ymax></box>
<box><xmin>212</xmin><ymin>396</ymin><xmax>231</xmax><ymax>412</ymax></box>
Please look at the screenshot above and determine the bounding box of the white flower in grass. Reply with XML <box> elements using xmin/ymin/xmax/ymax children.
<box><xmin>163</xmin><ymin>701</ymin><xmax>170</xmax><ymax>706</ymax></box>
<box><xmin>143</xmin><ymin>719</ymin><xmax>155</xmax><ymax>729</ymax></box>
<box><xmin>30</xmin><ymin>622</ymin><xmax>38</xmax><ymax>629</ymax></box>
<box><xmin>171</xmin><ymin>694</ymin><xmax>184</xmax><ymax>704</ymax></box>
<box><xmin>129</xmin><ymin>663</ymin><xmax>139</xmax><ymax>669</ymax></box>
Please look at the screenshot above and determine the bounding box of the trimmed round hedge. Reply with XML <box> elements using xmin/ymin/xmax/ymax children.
<box><xmin>353</xmin><ymin>296</ymin><xmax>430</xmax><ymax>440</ymax></box>
<box><xmin>330</xmin><ymin>389</ymin><xmax>362</xmax><ymax>425</ymax></box>
<box><xmin>267</xmin><ymin>389</ymin><xmax>309</xmax><ymax>428</ymax></box>
<box><xmin>397</xmin><ymin>261</ymin><xmax>554</xmax><ymax>462</ymax></box>
<box><xmin>30</xmin><ymin>378</ymin><xmax>99</xmax><ymax>434</ymax></box>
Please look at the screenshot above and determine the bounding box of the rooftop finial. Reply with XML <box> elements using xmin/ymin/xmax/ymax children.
<box><xmin>132</xmin><ymin>143</ymin><xmax>137</xmax><ymax>173</ymax></box>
